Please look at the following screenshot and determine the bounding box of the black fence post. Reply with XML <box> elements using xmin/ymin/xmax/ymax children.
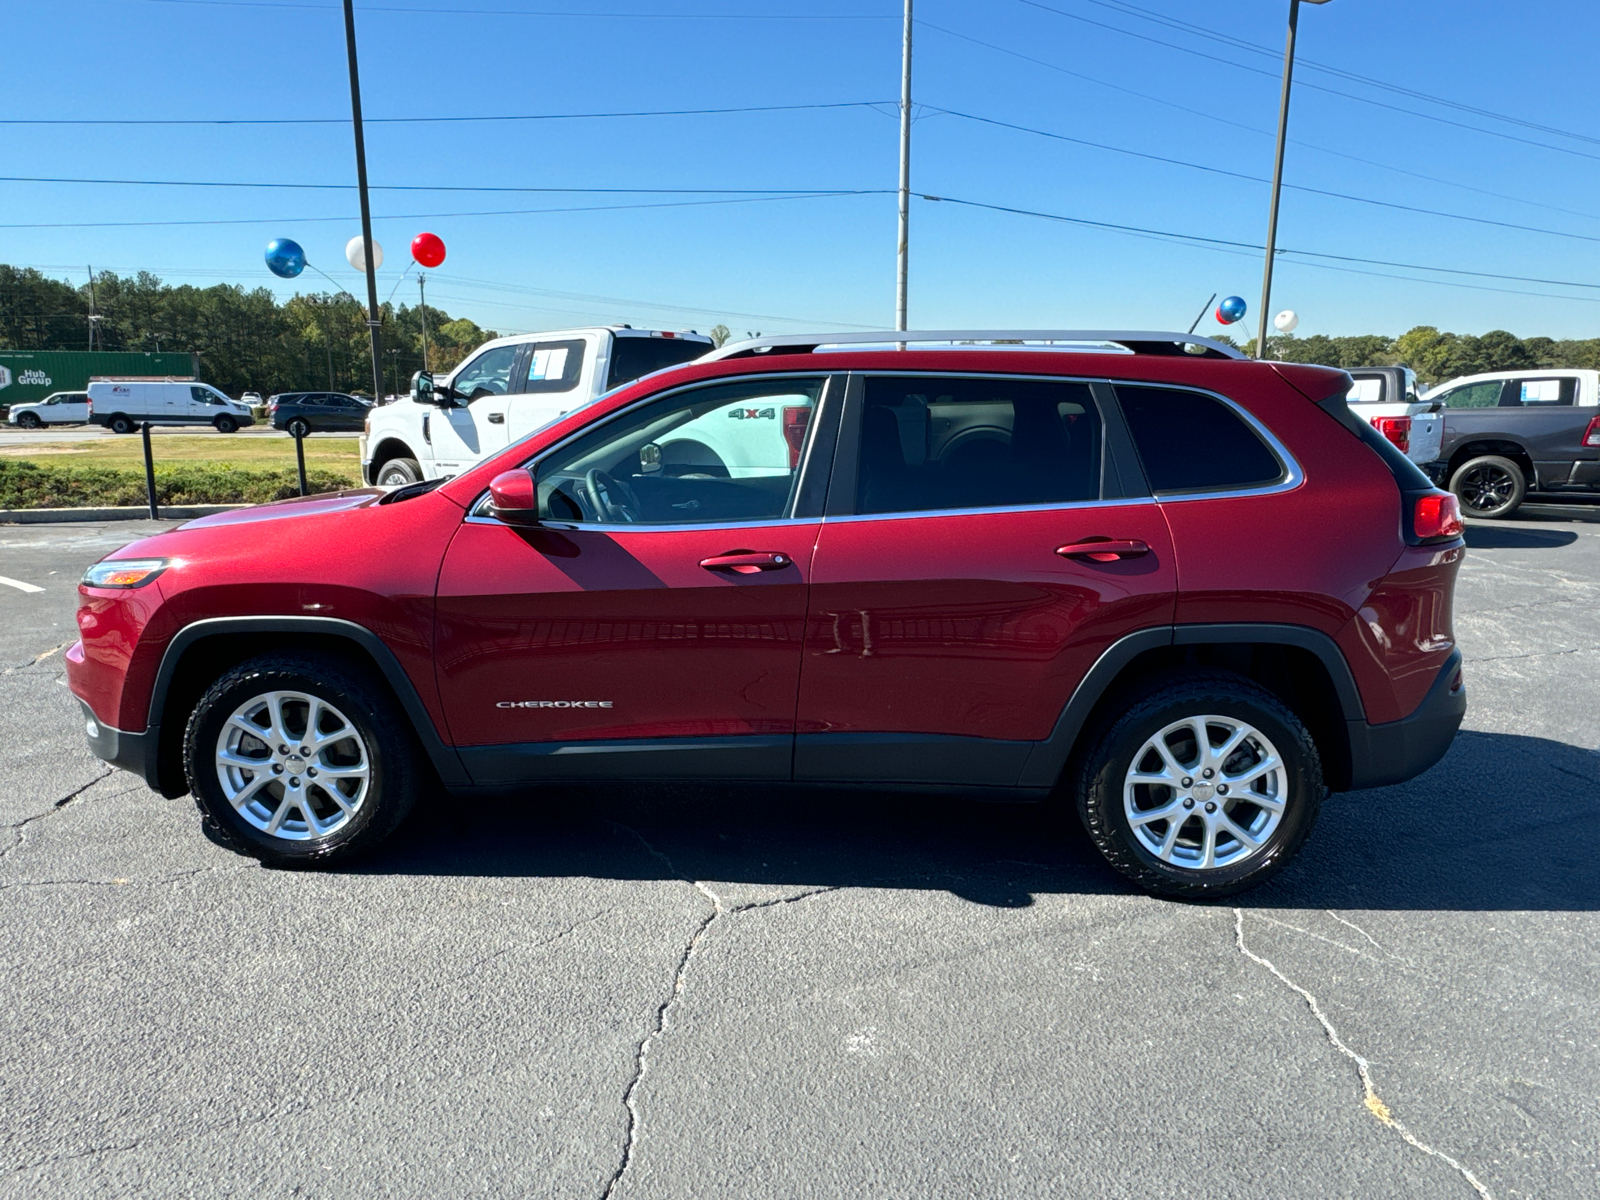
<box><xmin>141</xmin><ymin>422</ymin><xmax>159</xmax><ymax>520</ymax></box>
<box><xmin>294</xmin><ymin>426</ymin><xmax>308</xmax><ymax>497</ymax></box>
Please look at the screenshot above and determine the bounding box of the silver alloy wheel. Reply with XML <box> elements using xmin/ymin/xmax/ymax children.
<box><xmin>214</xmin><ymin>690</ymin><xmax>370</xmax><ymax>840</ymax></box>
<box><xmin>1123</xmin><ymin>714</ymin><xmax>1287</xmax><ymax>871</ymax></box>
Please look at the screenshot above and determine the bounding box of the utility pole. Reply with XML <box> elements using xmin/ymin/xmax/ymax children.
<box><xmin>342</xmin><ymin>0</ymin><xmax>385</xmax><ymax>400</ymax></box>
<box><xmin>86</xmin><ymin>265</ymin><xmax>98</xmax><ymax>351</ymax></box>
<box><xmin>1256</xmin><ymin>0</ymin><xmax>1331</xmax><ymax>360</ymax></box>
<box><xmin>417</xmin><ymin>272</ymin><xmax>431</xmax><ymax>372</ymax></box>
<box><xmin>895</xmin><ymin>0</ymin><xmax>913</xmax><ymax>332</ymax></box>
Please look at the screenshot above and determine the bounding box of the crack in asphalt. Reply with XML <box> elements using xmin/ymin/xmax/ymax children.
<box><xmin>601</xmin><ymin>823</ymin><xmax>841</xmax><ymax>1199</ymax></box>
<box><xmin>0</xmin><ymin>864</ymin><xmax>256</xmax><ymax>892</ymax></box>
<box><xmin>1234</xmin><ymin>909</ymin><xmax>1493</xmax><ymax>1198</ymax></box>
<box><xmin>441</xmin><ymin>907</ymin><xmax>616</xmax><ymax>988</ymax></box>
<box><xmin>0</xmin><ymin>767</ymin><xmax>112</xmax><ymax>862</ymax></box>
<box><xmin>1470</xmin><ymin>644</ymin><xmax>1600</xmax><ymax>664</ymax></box>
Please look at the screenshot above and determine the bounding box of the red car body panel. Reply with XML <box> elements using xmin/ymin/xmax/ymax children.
<box><xmin>795</xmin><ymin>504</ymin><xmax>1176</xmax><ymax>740</ymax></box>
<box><xmin>66</xmin><ymin>488</ymin><xmax>463</xmax><ymax>735</ymax></box>
<box><xmin>435</xmin><ymin>519</ymin><xmax>820</xmax><ymax>744</ymax></box>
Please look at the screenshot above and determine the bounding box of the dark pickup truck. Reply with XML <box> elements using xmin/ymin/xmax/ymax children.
<box><xmin>1426</xmin><ymin>369</ymin><xmax>1600</xmax><ymax>518</ymax></box>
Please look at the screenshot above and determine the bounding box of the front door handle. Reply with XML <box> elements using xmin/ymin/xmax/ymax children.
<box><xmin>700</xmin><ymin>551</ymin><xmax>793</xmax><ymax>575</ymax></box>
<box><xmin>487</xmin><ymin>412</ymin><xmax>506</xmax><ymax>424</ymax></box>
<box><xmin>1056</xmin><ymin>539</ymin><xmax>1150</xmax><ymax>563</ymax></box>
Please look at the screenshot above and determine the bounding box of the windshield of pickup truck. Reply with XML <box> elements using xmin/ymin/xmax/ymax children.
<box><xmin>607</xmin><ymin>335</ymin><xmax>711</xmax><ymax>388</ymax></box>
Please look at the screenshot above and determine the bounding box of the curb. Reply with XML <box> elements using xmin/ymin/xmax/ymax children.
<box><xmin>0</xmin><ymin>504</ymin><xmax>248</xmax><ymax>525</ymax></box>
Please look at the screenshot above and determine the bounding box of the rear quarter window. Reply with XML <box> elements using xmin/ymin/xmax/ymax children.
<box><xmin>1115</xmin><ymin>384</ymin><xmax>1285</xmax><ymax>494</ymax></box>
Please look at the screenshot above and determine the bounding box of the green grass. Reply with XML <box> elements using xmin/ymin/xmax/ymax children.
<box><xmin>0</xmin><ymin>460</ymin><xmax>356</xmax><ymax>510</ymax></box>
<box><xmin>0</xmin><ymin>434</ymin><xmax>359</xmax><ymax>472</ymax></box>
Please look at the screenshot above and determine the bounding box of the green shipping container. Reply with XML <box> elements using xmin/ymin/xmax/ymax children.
<box><xmin>0</xmin><ymin>350</ymin><xmax>199</xmax><ymax>407</ymax></box>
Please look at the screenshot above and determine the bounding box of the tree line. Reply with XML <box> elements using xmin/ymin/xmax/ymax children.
<box><xmin>1226</xmin><ymin>326</ymin><xmax>1600</xmax><ymax>386</ymax></box>
<box><xmin>0</xmin><ymin>265</ymin><xmax>499</xmax><ymax>398</ymax></box>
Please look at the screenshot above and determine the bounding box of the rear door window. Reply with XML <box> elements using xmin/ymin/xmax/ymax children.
<box><xmin>853</xmin><ymin>375</ymin><xmax>1102</xmax><ymax>514</ymax></box>
<box><xmin>1115</xmin><ymin>385</ymin><xmax>1284</xmax><ymax>495</ymax></box>
<box><xmin>519</xmin><ymin>339</ymin><xmax>585</xmax><ymax>394</ymax></box>
<box><xmin>1438</xmin><ymin>381</ymin><xmax>1503</xmax><ymax>409</ymax></box>
<box><xmin>1503</xmin><ymin>377</ymin><xmax>1576</xmax><ymax>406</ymax></box>
<box><xmin>607</xmin><ymin>336</ymin><xmax>708</xmax><ymax>389</ymax></box>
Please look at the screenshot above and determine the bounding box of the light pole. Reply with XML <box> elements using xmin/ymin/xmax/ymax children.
<box><xmin>895</xmin><ymin>0</ymin><xmax>913</xmax><ymax>331</ymax></box>
<box><xmin>1255</xmin><ymin>0</ymin><xmax>1330</xmax><ymax>360</ymax></box>
<box><xmin>341</xmin><ymin>0</ymin><xmax>385</xmax><ymax>400</ymax></box>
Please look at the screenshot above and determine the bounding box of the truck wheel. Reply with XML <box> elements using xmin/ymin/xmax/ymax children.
<box><xmin>16</xmin><ymin>411</ymin><xmax>42</xmax><ymax>429</ymax></box>
<box><xmin>287</xmin><ymin>417</ymin><xmax>311</xmax><ymax>439</ymax></box>
<box><xmin>1072</xmin><ymin>672</ymin><xmax>1324</xmax><ymax>898</ymax></box>
<box><xmin>109</xmin><ymin>414</ymin><xmax>136</xmax><ymax>435</ymax></box>
<box><xmin>376</xmin><ymin>457</ymin><xmax>422</xmax><ymax>486</ymax></box>
<box><xmin>214</xmin><ymin>414</ymin><xmax>239</xmax><ymax>433</ymax></box>
<box><xmin>183</xmin><ymin>653</ymin><xmax>423</xmax><ymax>866</ymax></box>
<box><xmin>1450</xmin><ymin>454</ymin><xmax>1525</xmax><ymax>519</ymax></box>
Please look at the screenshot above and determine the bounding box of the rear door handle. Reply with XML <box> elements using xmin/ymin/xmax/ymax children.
<box><xmin>1056</xmin><ymin>539</ymin><xmax>1150</xmax><ymax>562</ymax></box>
<box><xmin>487</xmin><ymin>412</ymin><xmax>506</xmax><ymax>424</ymax></box>
<box><xmin>700</xmin><ymin>551</ymin><xmax>793</xmax><ymax>574</ymax></box>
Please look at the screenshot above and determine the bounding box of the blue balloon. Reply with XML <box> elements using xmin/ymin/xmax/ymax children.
<box><xmin>265</xmin><ymin>238</ymin><xmax>306</xmax><ymax>279</ymax></box>
<box><xmin>1217</xmin><ymin>295</ymin><xmax>1247</xmax><ymax>325</ymax></box>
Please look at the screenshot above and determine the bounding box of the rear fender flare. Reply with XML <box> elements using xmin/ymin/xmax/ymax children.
<box><xmin>1017</xmin><ymin>623</ymin><xmax>1364</xmax><ymax>788</ymax></box>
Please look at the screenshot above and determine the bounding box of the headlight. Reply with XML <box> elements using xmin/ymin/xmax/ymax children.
<box><xmin>82</xmin><ymin>558</ymin><xmax>168</xmax><ymax>589</ymax></box>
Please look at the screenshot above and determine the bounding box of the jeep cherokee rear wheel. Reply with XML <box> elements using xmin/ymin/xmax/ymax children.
<box><xmin>184</xmin><ymin>653</ymin><xmax>422</xmax><ymax>866</ymax></box>
<box><xmin>1451</xmin><ymin>454</ymin><xmax>1525</xmax><ymax>519</ymax></box>
<box><xmin>1074</xmin><ymin>673</ymin><xmax>1324</xmax><ymax>898</ymax></box>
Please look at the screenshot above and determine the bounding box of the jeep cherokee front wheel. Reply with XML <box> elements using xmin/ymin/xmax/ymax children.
<box><xmin>1074</xmin><ymin>673</ymin><xmax>1324</xmax><ymax>898</ymax></box>
<box><xmin>184</xmin><ymin>653</ymin><xmax>423</xmax><ymax>866</ymax></box>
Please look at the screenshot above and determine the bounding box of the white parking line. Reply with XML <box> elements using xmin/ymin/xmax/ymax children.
<box><xmin>0</xmin><ymin>575</ymin><xmax>45</xmax><ymax>593</ymax></box>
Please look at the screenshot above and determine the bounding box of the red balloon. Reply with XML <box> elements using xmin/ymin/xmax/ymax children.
<box><xmin>411</xmin><ymin>232</ymin><xmax>446</xmax><ymax>268</ymax></box>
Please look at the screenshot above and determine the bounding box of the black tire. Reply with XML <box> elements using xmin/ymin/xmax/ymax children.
<box><xmin>183</xmin><ymin>653</ymin><xmax>423</xmax><ymax>867</ymax></box>
<box><xmin>214</xmin><ymin>414</ymin><xmax>239</xmax><ymax>433</ymax></box>
<box><xmin>376</xmin><ymin>457</ymin><xmax>422</xmax><ymax>486</ymax></box>
<box><xmin>109</xmin><ymin>414</ymin><xmax>136</xmax><ymax>435</ymax></box>
<box><xmin>16</xmin><ymin>411</ymin><xmax>42</xmax><ymax>429</ymax></box>
<box><xmin>1073</xmin><ymin>672</ymin><xmax>1324</xmax><ymax>899</ymax></box>
<box><xmin>1450</xmin><ymin>454</ymin><xmax>1526</xmax><ymax>519</ymax></box>
<box><xmin>287</xmin><ymin>417</ymin><xmax>311</xmax><ymax>439</ymax></box>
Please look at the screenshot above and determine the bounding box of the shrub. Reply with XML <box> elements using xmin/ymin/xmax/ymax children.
<box><xmin>0</xmin><ymin>460</ymin><xmax>356</xmax><ymax>510</ymax></box>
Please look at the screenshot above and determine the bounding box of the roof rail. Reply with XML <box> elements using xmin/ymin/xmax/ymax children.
<box><xmin>702</xmin><ymin>329</ymin><xmax>1246</xmax><ymax>362</ymax></box>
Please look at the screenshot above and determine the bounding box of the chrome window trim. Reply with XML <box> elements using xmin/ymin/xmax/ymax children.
<box><xmin>463</xmin><ymin>513</ymin><xmax>820</xmax><ymax>534</ymax></box>
<box><xmin>467</xmin><ymin>369</ymin><xmax>838</xmax><ymax>529</ymax></box>
<box><xmin>821</xmin><ymin>495</ymin><xmax>1162</xmax><ymax>526</ymax></box>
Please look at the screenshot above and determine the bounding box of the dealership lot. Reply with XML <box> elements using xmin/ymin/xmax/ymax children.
<box><xmin>1</xmin><ymin>512</ymin><xmax>1596</xmax><ymax>1197</ymax></box>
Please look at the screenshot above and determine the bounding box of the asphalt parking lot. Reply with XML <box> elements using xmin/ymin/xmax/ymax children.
<box><xmin>1</xmin><ymin>508</ymin><xmax>1597</xmax><ymax>1198</ymax></box>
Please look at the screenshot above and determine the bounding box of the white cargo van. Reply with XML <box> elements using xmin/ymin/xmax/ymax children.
<box><xmin>361</xmin><ymin>326</ymin><xmax>713</xmax><ymax>485</ymax></box>
<box><xmin>87</xmin><ymin>380</ymin><xmax>255</xmax><ymax>434</ymax></box>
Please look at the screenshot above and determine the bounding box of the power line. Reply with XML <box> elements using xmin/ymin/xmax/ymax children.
<box><xmin>0</xmin><ymin>174</ymin><xmax>889</xmax><ymax>196</ymax></box>
<box><xmin>1009</xmin><ymin>0</ymin><xmax>1600</xmax><ymax>164</ymax></box>
<box><xmin>917</xmin><ymin>194</ymin><xmax>1600</xmax><ymax>303</ymax></box>
<box><xmin>121</xmin><ymin>0</ymin><xmax>898</xmax><ymax>17</ymax></box>
<box><xmin>927</xmin><ymin>106</ymin><xmax>1600</xmax><ymax>245</ymax></box>
<box><xmin>914</xmin><ymin>21</ymin><xmax>1600</xmax><ymax>225</ymax></box>
<box><xmin>0</xmin><ymin>191</ymin><xmax>878</xmax><ymax>231</ymax></box>
<box><xmin>0</xmin><ymin>99</ymin><xmax>895</xmax><ymax>126</ymax></box>
<box><xmin>1071</xmin><ymin>0</ymin><xmax>1600</xmax><ymax>150</ymax></box>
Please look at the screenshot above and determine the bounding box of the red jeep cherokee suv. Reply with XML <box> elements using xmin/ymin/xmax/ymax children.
<box><xmin>66</xmin><ymin>331</ymin><xmax>1466</xmax><ymax>897</ymax></box>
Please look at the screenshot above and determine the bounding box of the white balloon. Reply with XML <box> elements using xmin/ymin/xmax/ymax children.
<box><xmin>1274</xmin><ymin>309</ymin><xmax>1299</xmax><ymax>333</ymax></box>
<box><xmin>345</xmin><ymin>236</ymin><xmax>384</xmax><ymax>272</ymax></box>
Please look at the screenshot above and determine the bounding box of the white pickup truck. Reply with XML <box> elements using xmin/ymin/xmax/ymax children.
<box><xmin>361</xmin><ymin>326</ymin><xmax>714</xmax><ymax>486</ymax></box>
<box><xmin>1344</xmin><ymin>366</ymin><xmax>1442</xmax><ymax>467</ymax></box>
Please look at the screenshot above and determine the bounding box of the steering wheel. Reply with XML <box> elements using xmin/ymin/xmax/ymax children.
<box><xmin>585</xmin><ymin>469</ymin><xmax>643</xmax><ymax>523</ymax></box>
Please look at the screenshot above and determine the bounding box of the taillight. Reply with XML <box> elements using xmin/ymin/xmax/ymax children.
<box><xmin>1584</xmin><ymin>415</ymin><xmax>1600</xmax><ymax>447</ymax></box>
<box><xmin>782</xmin><ymin>405</ymin><xmax>811</xmax><ymax>469</ymax></box>
<box><xmin>1413</xmin><ymin>492</ymin><xmax>1463</xmax><ymax>541</ymax></box>
<box><xmin>1370</xmin><ymin>415</ymin><xmax>1411</xmax><ymax>454</ymax></box>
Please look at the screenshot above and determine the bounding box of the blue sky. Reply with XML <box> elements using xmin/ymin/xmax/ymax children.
<box><xmin>5</xmin><ymin>0</ymin><xmax>1600</xmax><ymax>342</ymax></box>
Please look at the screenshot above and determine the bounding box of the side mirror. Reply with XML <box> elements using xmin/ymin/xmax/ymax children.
<box><xmin>412</xmin><ymin>371</ymin><xmax>435</xmax><ymax>403</ymax></box>
<box><xmin>488</xmin><ymin>467</ymin><xmax>541</xmax><ymax>525</ymax></box>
